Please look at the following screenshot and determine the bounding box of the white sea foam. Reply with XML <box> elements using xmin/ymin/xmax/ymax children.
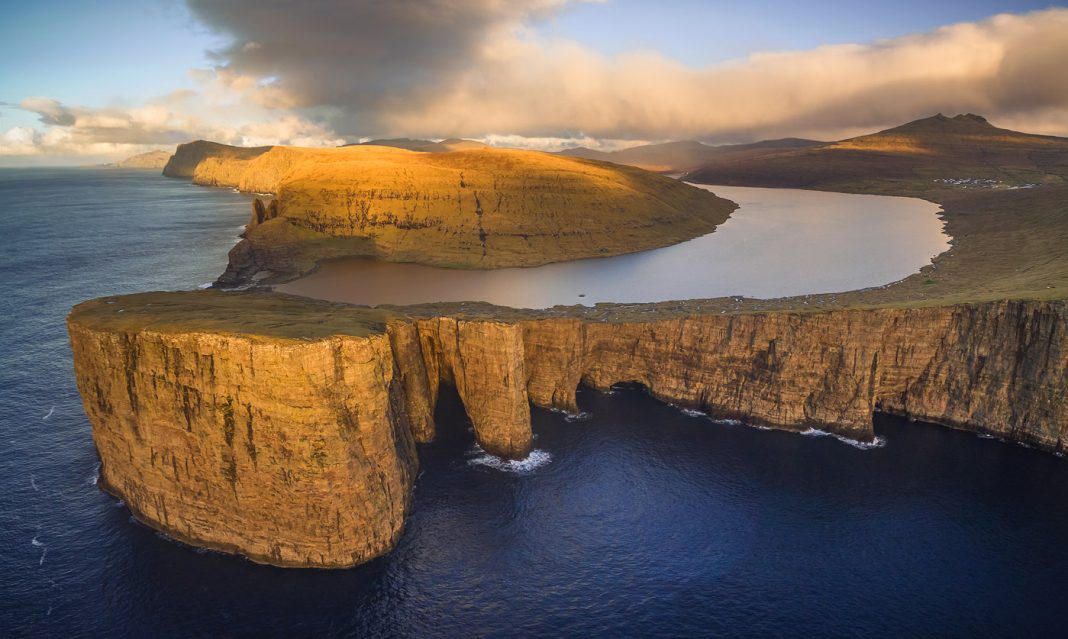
<box><xmin>673</xmin><ymin>405</ymin><xmax>744</xmax><ymax>427</ymax></box>
<box><xmin>546</xmin><ymin>406</ymin><xmax>590</xmax><ymax>421</ymax></box>
<box><xmin>42</xmin><ymin>406</ymin><xmax>55</xmax><ymax>420</ymax></box>
<box><xmin>197</xmin><ymin>282</ymin><xmax>213</xmax><ymax>289</ymax></box>
<box><xmin>800</xmin><ymin>428</ymin><xmax>887</xmax><ymax>450</ymax></box>
<box><xmin>467</xmin><ymin>445</ymin><xmax>552</xmax><ymax>474</ymax></box>
<box><xmin>87</xmin><ymin>462</ymin><xmax>100</xmax><ymax>486</ymax></box>
<box><xmin>31</xmin><ymin>535</ymin><xmax>47</xmax><ymax>565</ymax></box>
<box><xmin>30</xmin><ymin>475</ymin><xmax>39</xmax><ymax>491</ymax></box>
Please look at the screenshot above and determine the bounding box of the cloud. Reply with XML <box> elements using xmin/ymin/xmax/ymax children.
<box><xmin>1</xmin><ymin>86</ymin><xmax>345</xmax><ymax>159</ymax></box>
<box><xmin>187</xmin><ymin>3</ymin><xmax>1068</xmax><ymax>142</ymax></box>
<box><xmin>4</xmin><ymin>2</ymin><xmax>1068</xmax><ymax>162</ymax></box>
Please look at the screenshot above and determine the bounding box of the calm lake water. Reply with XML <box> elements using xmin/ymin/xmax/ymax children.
<box><xmin>278</xmin><ymin>184</ymin><xmax>950</xmax><ymax>308</ymax></box>
<box><xmin>2</xmin><ymin>169</ymin><xmax>1065</xmax><ymax>637</ymax></box>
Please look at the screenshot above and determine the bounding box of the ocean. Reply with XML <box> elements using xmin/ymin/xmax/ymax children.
<box><xmin>2</xmin><ymin>168</ymin><xmax>1067</xmax><ymax>637</ymax></box>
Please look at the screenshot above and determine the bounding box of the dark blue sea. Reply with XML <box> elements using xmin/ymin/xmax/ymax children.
<box><xmin>2</xmin><ymin>168</ymin><xmax>1068</xmax><ymax>637</ymax></box>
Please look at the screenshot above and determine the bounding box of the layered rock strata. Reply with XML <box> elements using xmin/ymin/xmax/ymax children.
<box><xmin>168</xmin><ymin>144</ymin><xmax>737</xmax><ymax>279</ymax></box>
<box><xmin>69</xmin><ymin>293</ymin><xmax>1067</xmax><ymax>567</ymax></box>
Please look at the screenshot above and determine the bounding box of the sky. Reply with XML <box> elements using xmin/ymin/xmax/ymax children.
<box><xmin>1</xmin><ymin>0</ymin><xmax>1066</xmax><ymax>165</ymax></box>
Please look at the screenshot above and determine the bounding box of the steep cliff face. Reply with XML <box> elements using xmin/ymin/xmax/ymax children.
<box><xmin>68</xmin><ymin>320</ymin><xmax>417</xmax><ymax>568</ymax></box>
<box><xmin>109</xmin><ymin>149</ymin><xmax>173</xmax><ymax>169</ymax></box>
<box><xmin>162</xmin><ymin>140</ymin><xmax>272</xmax><ymax>179</ymax></box>
<box><xmin>178</xmin><ymin>144</ymin><xmax>737</xmax><ymax>280</ymax></box>
<box><xmin>520</xmin><ymin>302</ymin><xmax>1067</xmax><ymax>447</ymax></box>
<box><xmin>68</xmin><ymin>293</ymin><xmax>1067</xmax><ymax>567</ymax></box>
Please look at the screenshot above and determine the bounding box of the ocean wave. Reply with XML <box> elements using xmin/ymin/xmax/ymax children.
<box><xmin>800</xmin><ymin>428</ymin><xmax>886</xmax><ymax>450</ymax></box>
<box><xmin>673</xmin><ymin>405</ymin><xmax>744</xmax><ymax>427</ymax></box>
<box><xmin>545</xmin><ymin>406</ymin><xmax>590</xmax><ymax>422</ymax></box>
<box><xmin>87</xmin><ymin>462</ymin><xmax>100</xmax><ymax>486</ymax></box>
<box><xmin>31</xmin><ymin>534</ymin><xmax>47</xmax><ymax>565</ymax></box>
<box><xmin>467</xmin><ymin>445</ymin><xmax>552</xmax><ymax>474</ymax></box>
<box><xmin>42</xmin><ymin>406</ymin><xmax>55</xmax><ymax>420</ymax></box>
<box><xmin>197</xmin><ymin>282</ymin><xmax>213</xmax><ymax>289</ymax></box>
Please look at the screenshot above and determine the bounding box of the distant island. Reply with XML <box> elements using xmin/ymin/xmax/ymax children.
<box><xmin>105</xmin><ymin>149</ymin><xmax>173</xmax><ymax>169</ymax></box>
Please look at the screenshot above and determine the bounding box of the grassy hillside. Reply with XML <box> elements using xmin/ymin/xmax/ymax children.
<box><xmin>686</xmin><ymin>114</ymin><xmax>1068</xmax><ymax>193</ymax></box>
<box><xmin>343</xmin><ymin>138</ymin><xmax>489</xmax><ymax>153</ymax></box>
<box><xmin>108</xmin><ymin>149</ymin><xmax>172</xmax><ymax>169</ymax></box>
<box><xmin>559</xmin><ymin>138</ymin><xmax>821</xmax><ymax>173</ymax></box>
<box><xmin>678</xmin><ymin>114</ymin><xmax>1068</xmax><ymax>309</ymax></box>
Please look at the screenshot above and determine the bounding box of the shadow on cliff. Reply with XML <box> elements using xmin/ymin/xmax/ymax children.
<box><xmin>432</xmin><ymin>382</ymin><xmax>478</xmax><ymax>451</ymax></box>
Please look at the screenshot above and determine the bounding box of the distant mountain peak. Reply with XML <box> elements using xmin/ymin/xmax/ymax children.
<box><xmin>886</xmin><ymin>113</ymin><xmax>997</xmax><ymax>135</ymax></box>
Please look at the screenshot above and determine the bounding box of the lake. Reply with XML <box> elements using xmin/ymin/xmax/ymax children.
<box><xmin>277</xmin><ymin>184</ymin><xmax>950</xmax><ymax>308</ymax></box>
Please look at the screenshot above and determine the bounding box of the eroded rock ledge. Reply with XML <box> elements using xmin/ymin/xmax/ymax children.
<box><xmin>68</xmin><ymin>292</ymin><xmax>1067</xmax><ymax>567</ymax></box>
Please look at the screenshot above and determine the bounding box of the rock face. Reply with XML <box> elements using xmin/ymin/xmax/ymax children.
<box><xmin>68</xmin><ymin>293</ymin><xmax>1068</xmax><ymax>567</ymax></box>
<box><xmin>162</xmin><ymin>140</ymin><xmax>272</xmax><ymax>179</ymax></box>
<box><xmin>68</xmin><ymin>320</ymin><xmax>417</xmax><ymax>568</ymax></box>
<box><xmin>109</xmin><ymin>150</ymin><xmax>173</xmax><ymax>169</ymax></box>
<box><xmin>195</xmin><ymin>144</ymin><xmax>735</xmax><ymax>281</ymax></box>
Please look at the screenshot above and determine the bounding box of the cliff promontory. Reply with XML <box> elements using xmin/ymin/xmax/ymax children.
<box><xmin>183</xmin><ymin>144</ymin><xmax>736</xmax><ymax>282</ymax></box>
<box><xmin>108</xmin><ymin>149</ymin><xmax>173</xmax><ymax>169</ymax></box>
<box><xmin>68</xmin><ymin>292</ymin><xmax>1067</xmax><ymax>567</ymax></box>
<box><xmin>162</xmin><ymin>140</ymin><xmax>272</xmax><ymax>179</ymax></box>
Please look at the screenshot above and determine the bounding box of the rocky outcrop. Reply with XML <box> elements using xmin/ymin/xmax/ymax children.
<box><xmin>108</xmin><ymin>150</ymin><xmax>173</xmax><ymax>169</ymax></box>
<box><xmin>68</xmin><ymin>293</ymin><xmax>1067</xmax><ymax>567</ymax></box>
<box><xmin>68</xmin><ymin>319</ymin><xmax>417</xmax><ymax>568</ymax></box>
<box><xmin>162</xmin><ymin>140</ymin><xmax>272</xmax><ymax>179</ymax></box>
<box><xmin>168</xmin><ymin>143</ymin><xmax>736</xmax><ymax>280</ymax></box>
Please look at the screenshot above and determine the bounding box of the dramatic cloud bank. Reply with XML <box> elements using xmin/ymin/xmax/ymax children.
<box><xmin>4</xmin><ymin>1</ymin><xmax>1068</xmax><ymax>161</ymax></box>
<box><xmin>189</xmin><ymin>1</ymin><xmax>1068</xmax><ymax>142</ymax></box>
<box><xmin>0</xmin><ymin>90</ymin><xmax>343</xmax><ymax>161</ymax></box>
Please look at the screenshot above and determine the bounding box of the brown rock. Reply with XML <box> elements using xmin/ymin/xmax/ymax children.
<box><xmin>68</xmin><ymin>293</ymin><xmax>1068</xmax><ymax>567</ymax></box>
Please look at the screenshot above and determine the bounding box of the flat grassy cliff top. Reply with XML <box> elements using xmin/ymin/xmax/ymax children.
<box><xmin>69</xmin><ymin>290</ymin><xmax>398</xmax><ymax>340</ymax></box>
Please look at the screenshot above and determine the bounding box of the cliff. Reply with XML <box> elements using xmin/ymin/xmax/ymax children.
<box><xmin>185</xmin><ymin>144</ymin><xmax>735</xmax><ymax>282</ymax></box>
<box><xmin>68</xmin><ymin>292</ymin><xmax>1068</xmax><ymax>567</ymax></box>
<box><xmin>108</xmin><ymin>149</ymin><xmax>173</xmax><ymax>169</ymax></box>
<box><xmin>162</xmin><ymin>140</ymin><xmax>273</xmax><ymax>179</ymax></box>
